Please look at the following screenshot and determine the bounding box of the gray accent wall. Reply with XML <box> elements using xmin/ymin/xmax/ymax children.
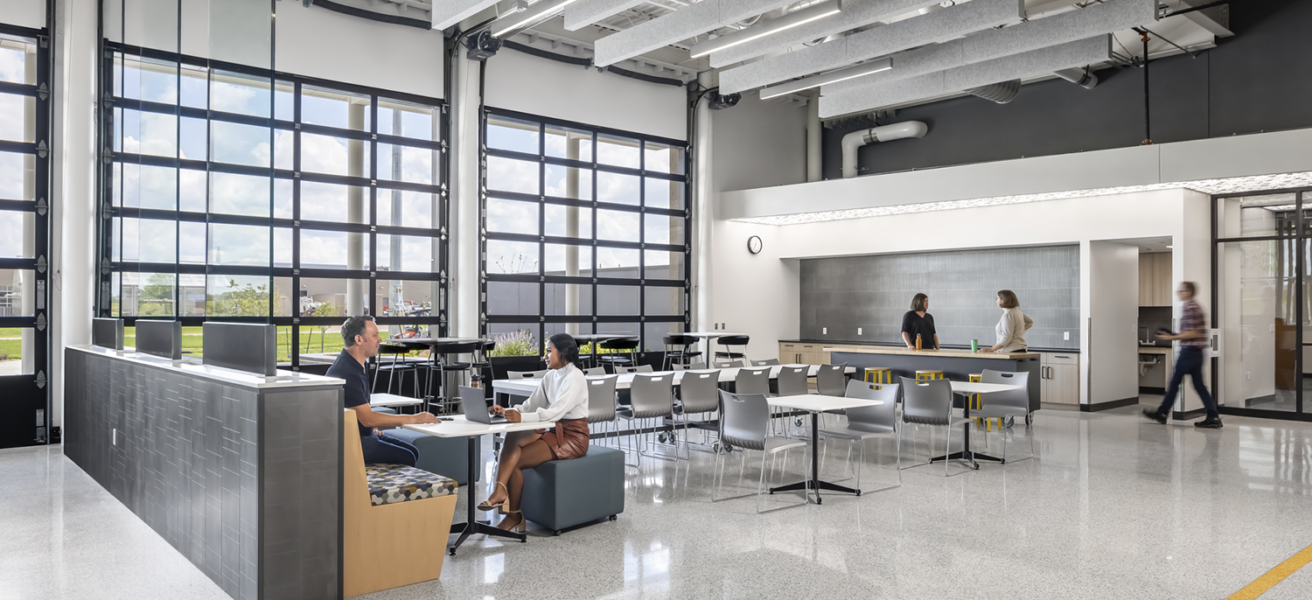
<box><xmin>64</xmin><ymin>349</ymin><xmax>342</xmax><ymax>600</ymax></box>
<box><xmin>800</xmin><ymin>245</ymin><xmax>1080</xmax><ymax>350</ymax></box>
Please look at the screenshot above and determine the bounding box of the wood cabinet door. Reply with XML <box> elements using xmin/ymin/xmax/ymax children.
<box><xmin>1139</xmin><ymin>254</ymin><xmax>1153</xmax><ymax>306</ymax></box>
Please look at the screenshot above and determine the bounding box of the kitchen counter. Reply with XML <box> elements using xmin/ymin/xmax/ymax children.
<box><xmin>779</xmin><ymin>340</ymin><xmax>1076</xmax><ymax>354</ymax></box>
<box><xmin>824</xmin><ymin>345</ymin><xmax>1042</xmax><ymax>409</ymax></box>
<box><xmin>821</xmin><ymin>345</ymin><xmax>1039</xmax><ymax>360</ymax></box>
<box><xmin>1138</xmin><ymin>346</ymin><xmax>1172</xmax><ymax>355</ymax></box>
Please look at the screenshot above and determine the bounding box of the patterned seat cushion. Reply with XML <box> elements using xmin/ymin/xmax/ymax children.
<box><xmin>366</xmin><ymin>464</ymin><xmax>458</xmax><ymax>506</ymax></box>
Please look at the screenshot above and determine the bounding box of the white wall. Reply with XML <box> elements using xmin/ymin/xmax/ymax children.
<box><xmin>710</xmin><ymin>95</ymin><xmax>806</xmax><ymax>197</ymax></box>
<box><xmin>1088</xmin><ymin>241</ymin><xmax>1140</xmax><ymax>404</ymax></box>
<box><xmin>6</xmin><ymin>0</ymin><xmax>46</xmax><ymax>29</ymax></box>
<box><xmin>484</xmin><ymin>48</ymin><xmax>685</xmax><ymax>139</ymax></box>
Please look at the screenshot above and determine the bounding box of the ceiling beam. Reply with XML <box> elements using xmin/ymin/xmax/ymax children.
<box><xmin>709</xmin><ymin>0</ymin><xmax>940</xmax><ymax>69</ymax></box>
<box><xmin>592</xmin><ymin>0</ymin><xmax>798</xmax><ymax>67</ymax></box>
<box><xmin>721</xmin><ymin>0</ymin><xmax>1022</xmax><ymax>95</ymax></box>
<box><xmin>563</xmin><ymin>0</ymin><xmax>651</xmax><ymax>31</ymax></box>
<box><xmin>432</xmin><ymin>0</ymin><xmax>500</xmax><ymax>31</ymax></box>
<box><xmin>820</xmin><ymin>0</ymin><xmax>1157</xmax><ymax>96</ymax></box>
<box><xmin>818</xmin><ymin>35</ymin><xmax>1113</xmax><ymax>118</ymax></box>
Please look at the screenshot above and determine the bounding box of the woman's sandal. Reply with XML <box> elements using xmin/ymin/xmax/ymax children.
<box><xmin>499</xmin><ymin>511</ymin><xmax>526</xmax><ymax>533</ymax></box>
<box><xmin>477</xmin><ymin>482</ymin><xmax>510</xmax><ymax>513</ymax></box>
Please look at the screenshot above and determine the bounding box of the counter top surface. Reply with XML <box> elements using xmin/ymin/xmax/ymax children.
<box><xmin>822</xmin><ymin>345</ymin><xmax>1039</xmax><ymax>360</ymax></box>
<box><xmin>1138</xmin><ymin>346</ymin><xmax>1172</xmax><ymax>355</ymax></box>
<box><xmin>70</xmin><ymin>344</ymin><xmax>344</xmax><ymax>390</ymax></box>
<box><xmin>780</xmin><ymin>340</ymin><xmax>1077</xmax><ymax>353</ymax></box>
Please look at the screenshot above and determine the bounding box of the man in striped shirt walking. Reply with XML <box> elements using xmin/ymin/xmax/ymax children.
<box><xmin>1143</xmin><ymin>281</ymin><xmax>1222</xmax><ymax>428</ymax></box>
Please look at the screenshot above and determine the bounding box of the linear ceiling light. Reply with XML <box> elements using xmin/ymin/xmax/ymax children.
<box><xmin>760</xmin><ymin>56</ymin><xmax>891</xmax><ymax>99</ymax></box>
<box><xmin>564</xmin><ymin>0</ymin><xmax>650</xmax><ymax>31</ymax></box>
<box><xmin>491</xmin><ymin>0</ymin><xmax>579</xmax><ymax>38</ymax></box>
<box><xmin>593</xmin><ymin>0</ymin><xmax>798</xmax><ymax>67</ymax></box>
<box><xmin>689</xmin><ymin>0</ymin><xmax>843</xmax><ymax>59</ymax></box>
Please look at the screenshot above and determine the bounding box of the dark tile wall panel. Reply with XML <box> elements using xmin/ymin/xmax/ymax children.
<box><xmin>64</xmin><ymin>349</ymin><xmax>342</xmax><ymax>600</ymax></box>
<box><xmin>800</xmin><ymin>246</ymin><xmax>1080</xmax><ymax>350</ymax></box>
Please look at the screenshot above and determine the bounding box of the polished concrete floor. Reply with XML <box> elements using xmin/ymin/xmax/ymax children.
<box><xmin>5</xmin><ymin>404</ymin><xmax>1312</xmax><ymax>599</ymax></box>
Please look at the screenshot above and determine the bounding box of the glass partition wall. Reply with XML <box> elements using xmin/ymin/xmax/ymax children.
<box><xmin>99</xmin><ymin>0</ymin><xmax>446</xmax><ymax>367</ymax></box>
<box><xmin>1214</xmin><ymin>190</ymin><xmax>1312</xmax><ymax>420</ymax></box>
<box><xmin>481</xmin><ymin>108</ymin><xmax>689</xmax><ymax>358</ymax></box>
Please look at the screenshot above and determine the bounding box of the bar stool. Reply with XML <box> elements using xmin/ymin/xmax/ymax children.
<box><xmin>662</xmin><ymin>334</ymin><xmax>702</xmax><ymax>371</ymax></box>
<box><xmin>915</xmin><ymin>370</ymin><xmax>943</xmax><ymax>382</ymax></box>
<box><xmin>715</xmin><ymin>335</ymin><xmax>750</xmax><ymax>362</ymax></box>
<box><xmin>598</xmin><ymin>337</ymin><xmax>639</xmax><ymax>373</ymax></box>
<box><xmin>471</xmin><ymin>339</ymin><xmax>496</xmax><ymax>391</ymax></box>
<box><xmin>863</xmin><ymin>367</ymin><xmax>892</xmax><ymax>384</ymax></box>
<box><xmin>372</xmin><ymin>342</ymin><xmax>420</xmax><ymax>398</ymax></box>
<box><xmin>430</xmin><ymin>341</ymin><xmax>481</xmax><ymax>415</ymax></box>
<box><xmin>969</xmin><ymin>372</ymin><xmax>1002</xmax><ymax>431</ymax></box>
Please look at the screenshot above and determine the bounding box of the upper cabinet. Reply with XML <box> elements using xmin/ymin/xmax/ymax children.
<box><xmin>1139</xmin><ymin>252</ymin><xmax>1173</xmax><ymax>307</ymax></box>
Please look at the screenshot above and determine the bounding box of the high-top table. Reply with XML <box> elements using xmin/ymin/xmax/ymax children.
<box><xmin>766</xmin><ymin>394</ymin><xmax>883</xmax><ymax>504</ymax></box>
<box><xmin>931</xmin><ymin>380</ymin><xmax>1024</xmax><ymax>469</ymax></box>
<box><xmin>683</xmin><ymin>331</ymin><xmax>748</xmax><ymax>363</ymax></box>
<box><xmin>403</xmin><ymin>415</ymin><xmax>558</xmax><ymax>555</ymax></box>
<box><xmin>490</xmin><ymin>364</ymin><xmax>858</xmax><ymax>397</ymax></box>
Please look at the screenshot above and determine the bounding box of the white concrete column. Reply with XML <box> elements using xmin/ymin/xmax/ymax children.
<box><xmin>450</xmin><ymin>53</ymin><xmax>482</xmax><ymax>338</ymax></box>
<box><xmin>806</xmin><ymin>97</ymin><xmax>821</xmax><ymax>183</ymax></box>
<box><xmin>692</xmin><ymin>93</ymin><xmax>713</xmax><ymax>333</ymax></box>
<box><xmin>52</xmin><ymin>0</ymin><xmax>100</xmax><ymax>428</ymax></box>
<box><xmin>346</xmin><ymin>102</ymin><xmax>365</xmax><ymax>316</ymax></box>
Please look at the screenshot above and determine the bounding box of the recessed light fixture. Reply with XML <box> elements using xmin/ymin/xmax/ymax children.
<box><xmin>689</xmin><ymin>0</ymin><xmax>843</xmax><ymax>59</ymax></box>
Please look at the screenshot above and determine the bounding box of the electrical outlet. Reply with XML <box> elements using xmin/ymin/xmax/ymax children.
<box><xmin>112</xmin><ymin>428</ymin><xmax>118</xmax><ymax>446</ymax></box>
<box><xmin>857</xmin><ymin>327</ymin><xmax>863</xmax><ymax>335</ymax></box>
<box><xmin>1063</xmin><ymin>331</ymin><xmax>1070</xmax><ymax>341</ymax></box>
<box><xmin>1245</xmin><ymin>371</ymin><xmax>1252</xmax><ymax>381</ymax></box>
<box><xmin>822</xmin><ymin>327</ymin><xmax>827</xmax><ymax>335</ymax></box>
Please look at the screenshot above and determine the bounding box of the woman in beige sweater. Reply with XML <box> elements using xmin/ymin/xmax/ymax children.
<box><xmin>986</xmin><ymin>290</ymin><xmax>1033</xmax><ymax>353</ymax></box>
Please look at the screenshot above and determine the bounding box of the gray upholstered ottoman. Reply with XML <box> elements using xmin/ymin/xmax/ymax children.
<box><xmin>385</xmin><ymin>427</ymin><xmax>481</xmax><ymax>487</ymax></box>
<box><xmin>521</xmin><ymin>445</ymin><xmax>625</xmax><ymax>535</ymax></box>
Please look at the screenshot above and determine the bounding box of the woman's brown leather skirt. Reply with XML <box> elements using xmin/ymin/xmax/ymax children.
<box><xmin>541</xmin><ymin>418</ymin><xmax>590</xmax><ymax>460</ymax></box>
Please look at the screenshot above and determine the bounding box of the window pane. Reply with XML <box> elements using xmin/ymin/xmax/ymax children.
<box><xmin>545</xmin><ymin>283</ymin><xmax>592</xmax><ymax>317</ymax></box>
<box><xmin>380</xmin><ymin>279</ymin><xmax>438</xmax><ymax>319</ymax></box>
<box><xmin>378</xmin><ymin>143</ymin><xmax>435</xmax><ymax>185</ymax></box>
<box><xmin>0</xmin><ymin>151</ymin><xmax>32</xmax><ymax>200</ymax></box>
<box><xmin>645</xmin><ymin>322</ymin><xmax>684</xmax><ymax>353</ymax></box>
<box><xmin>121</xmin><ymin>272</ymin><xmax>176</xmax><ymax>317</ymax></box>
<box><xmin>487</xmin><ymin>116</ymin><xmax>539</xmax><ymax>153</ymax></box>
<box><xmin>544</xmin><ymin>244</ymin><xmax>592</xmax><ymax>277</ymax></box>
<box><xmin>487</xmin><ymin>280</ymin><xmax>539</xmax><ymax>316</ymax></box>
<box><xmin>274</xmin><ymin>81</ymin><xmax>294</xmax><ymax>121</ymax></box>
<box><xmin>123</xmin><ymin>109</ymin><xmax>176</xmax><ymax>158</ymax></box>
<box><xmin>301</xmin><ymin>132</ymin><xmax>362</xmax><ymax>176</ymax></box>
<box><xmin>180</xmin><ymin>222</ymin><xmax>205</xmax><ymax>265</ymax></box>
<box><xmin>596</xmin><ymin>247</ymin><xmax>640</xmax><ymax>278</ymax></box>
<box><xmin>1218</xmin><ymin>194</ymin><xmax>1299</xmax><ymax>238</ymax></box>
<box><xmin>544</xmin><ymin>164</ymin><xmax>592</xmax><ymax>200</ymax></box>
<box><xmin>644</xmin><ymin>285</ymin><xmax>684</xmax><ymax>316</ymax></box>
<box><xmin>0</xmin><ymin>44</ymin><xmax>37</xmax><ymax>85</ymax></box>
<box><xmin>487</xmin><ymin>198</ymin><xmax>539</xmax><ymax>235</ymax></box>
<box><xmin>0</xmin><ymin>327</ymin><xmax>36</xmax><ymax>375</ymax></box>
<box><xmin>644</xmin><ymin>178</ymin><xmax>684</xmax><ymax>210</ymax></box>
<box><xmin>180</xmin><ymin>65</ymin><xmax>207</xmax><ymax>109</ymax></box>
<box><xmin>597</xmin><ymin>171</ymin><xmax>639</xmax><ymax>206</ymax></box>
<box><xmin>120</xmin><ymin>57</ymin><xmax>178</xmax><ymax>104</ymax></box>
<box><xmin>209</xmin><ymin>223</ymin><xmax>269</xmax><ymax>266</ymax></box>
<box><xmin>378</xmin><ymin>99</ymin><xmax>437</xmax><ymax>141</ymax></box>
<box><xmin>645</xmin><ymin>213</ymin><xmax>684</xmax><ymax>246</ymax></box>
<box><xmin>210</xmin><ymin>172</ymin><xmax>272</xmax><ymax>217</ymax></box>
<box><xmin>0</xmin><ymin>270</ymin><xmax>36</xmax><ymax>316</ymax></box>
<box><xmin>298</xmin><ymin>277</ymin><xmax>374</xmax><ymax>318</ymax></box>
<box><xmin>643</xmin><ymin>141</ymin><xmax>684</xmax><ymax>175</ymax></box>
<box><xmin>645</xmin><ymin>251</ymin><xmax>685</xmax><ymax>280</ymax></box>
<box><xmin>300</xmin><ymin>229</ymin><xmax>367</xmax><ymax>270</ymax></box>
<box><xmin>301</xmin><ymin>86</ymin><xmax>368</xmax><ymax>130</ymax></box>
<box><xmin>486</xmin><ymin>156</ymin><xmax>538</xmax><ymax>195</ymax></box>
<box><xmin>596</xmin><ymin>133</ymin><xmax>640</xmax><ymax>168</ymax></box>
<box><xmin>180</xmin><ymin>168</ymin><xmax>206</xmax><ymax>212</ymax></box>
<box><xmin>110</xmin><ymin>272</ymin><xmax>121</xmax><ymax>316</ymax></box>
<box><xmin>299</xmin><ymin>180</ymin><xmax>355</xmax><ymax>223</ymax></box>
<box><xmin>596</xmin><ymin>209</ymin><xmax>639</xmax><ymax>242</ymax></box>
<box><xmin>111</xmin><ymin>217</ymin><xmax>120</xmax><ymax>262</ymax></box>
<box><xmin>120</xmin><ymin>218</ymin><xmax>176</xmax><ymax>263</ymax></box>
<box><xmin>377</xmin><ymin>234</ymin><xmax>438</xmax><ymax>273</ymax></box>
<box><xmin>207</xmin><ymin>274</ymin><xmax>273</xmax><ymax>317</ymax></box>
<box><xmin>211</xmin><ymin>70</ymin><xmax>272</xmax><ymax>117</ymax></box>
<box><xmin>275</xmin><ymin>227</ymin><xmax>292</xmax><ymax>268</ymax></box>
<box><xmin>212</xmin><ymin>121</ymin><xmax>273</xmax><ymax>167</ymax></box>
<box><xmin>544</xmin><ymin>204</ymin><xmax>592</xmax><ymax>239</ymax></box>
<box><xmin>180</xmin><ymin>274</ymin><xmax>206</xmax><ymax>316</ymax></box>
<box><xmin>545</xmin><ymin>125</ymin><xmax>592</xmax><ymax>161</ymax></box>
<box><xmin>0</xmin><ymin>210</ymin><xmax>35</xmax><ymax>258</ymax></box>
<box><xmin>0</xmin><ymin>92</ymin><xmax>34</xmax><ymax>143</ymax></box>
<box><xmin>486</xmin><ymin>240</ymin><xmax>539</xmax><ymax>274</ymax></box>
<box><xmin>273</xmin><ymin>178</ymin><xmax>293</xmax><ymax>219</ymax></box>
<box><xmin>179</xmin><ymin>116</ymin><xmax>207</xmax><ymax>161</ymax></box>
<box><xmin>120</xmin><ymin>164</ymin><xmax>177</xmax><ymax>210</ymax></box>
<box><xmin>378</xmin><ymin>190</ymin><xmax>435</xmax><ymax>229</ymax></box>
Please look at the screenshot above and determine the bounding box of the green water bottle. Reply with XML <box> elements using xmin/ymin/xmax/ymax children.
<box><xmin>971</xmin><ymin>339</ymin><xmax>979</xmax><ymax>353</ymax></box>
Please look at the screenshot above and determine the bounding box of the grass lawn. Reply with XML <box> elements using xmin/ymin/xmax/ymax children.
<box><xmin>0</xmin><ymin>338</ymin><xmax>20</xmax><ymax>361</ymax></box>
<box><xmin>123</xmin><ymin>327</ymin><xmax>345</xmax><ymax>363</ymax></box>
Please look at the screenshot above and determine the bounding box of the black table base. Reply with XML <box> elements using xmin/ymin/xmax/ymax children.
<box><xmin>768</xmin><ymin>412</ymin><xmax>860</xmax><ymax>504</ymax></box>
<box><xmin>449</xmin><ymin>437</ymin><xmax>524</xmax><ymax>556</ymax></box>
<box><xmin>928</xmin><ymin>396</ymin><xmax>1004</xmax><ymax>469</ymax></box>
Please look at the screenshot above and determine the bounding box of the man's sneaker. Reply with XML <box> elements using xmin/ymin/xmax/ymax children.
<box><xmin>1195</xmin><ymin>418</ymin><xmax>1223</xmax><ymax>429</ymax></box>
<box><xmin>1142</xmin><ymin>408</ymin><xmax>1167</xmax><ymax>424</ymax></box>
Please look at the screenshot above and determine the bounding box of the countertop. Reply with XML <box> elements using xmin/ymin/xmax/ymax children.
<box><xmin>70</xmin><ymin>344</ymin><xmax>344</xmax><ymax>390</ymax></box>
<box><xmin>780</xmin><ymin>339</ymin><xmax>1072</xmax><ymax>355</ymax></box>
<box><xmin>821</xmin><ymin>345</ymin><xmax>1039</xmax><ymax>360</ymax></box>
<box><xmin>1138</xmin><ymin>346</ymin><xmax>1172</xmax><ymax>355</ymax></box>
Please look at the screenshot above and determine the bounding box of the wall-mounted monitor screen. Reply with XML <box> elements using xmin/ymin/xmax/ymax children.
<box><xmin>202</xmin><ymin>322</ymin><xmax>277</xmax><ymax>376</ymax></box>
<box><xmin>92</xmin><ymin>318</ymin><xmax>124</xmax><ymax>351</ymax></box>
<box><xmin>135</xmin><ymin>320</ymin><xmax>183</xmax><ymax>360</ymax></box>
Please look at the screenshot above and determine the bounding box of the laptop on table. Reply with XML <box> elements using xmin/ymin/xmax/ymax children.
<box><xmin>461</xmin><ymin>386</ymin><xmax>508</xmax><ymax>424</ymax></box>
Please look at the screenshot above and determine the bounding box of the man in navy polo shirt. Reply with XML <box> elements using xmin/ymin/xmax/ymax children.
<box><xmin>327</xmin><ymin>315</ymin><xmax>438</xmax><ymax>466</ymax></box>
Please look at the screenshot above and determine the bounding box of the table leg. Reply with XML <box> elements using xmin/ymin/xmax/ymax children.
<box><xmin>769</xmin><ymin>411</ymin><xmax>860</xmax><ymax>502</ymax></box>
<box><xmin>929</xmin><ymin>393</ymin><xmax>1004</xmax><ymax>469</ymax></box>
<box><xmin>448</xmin><ymin>436</ymin><xmax>525</xmax><ymax>556</ymax></box>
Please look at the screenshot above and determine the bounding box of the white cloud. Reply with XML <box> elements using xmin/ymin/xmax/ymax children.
<box><xmin>0</xmin><ymin>151</ymin><xmax>28</xmax><ymax>200</ymax></box>
<box><xmin>300</xmin><ymin>132</ymin><xmax>349</xmax><ymax>175</ymax></box>
<box><xmin>487</xmin><ymin>156</ymin><xmax>538</xmax><ymax>195</ymax></box>
<box><xmin>210</xmin><ymin>171</ymin><xmax>272</xmax><ymax>217</ymax></box>
<box><xmin>211</xmin><ymin>79</ymin><xmax>266</xmax><ymax>117</ymax></box>
<box><xmin>486</xmin><ymin>197</ymin><xmax>537</xmax><ymax>235</ymax></box>
<box><xmin>0</xmin><ymin>210</ymin><xmax>30</xmax><ymax>258</ymax></box>
<box><xmin>0</xmin><ymin>48</ymin><xmax>26</xmax><ymax>84</ymax></box>
<box><xmin>208</xmin><ymin>223</ymin><xmax>269</xmax><ymax>266</ymax></box>
<box><xmin>0</xmin><ymin>93</ymin><xmax>28</xmax><ymax>143</ymax></box>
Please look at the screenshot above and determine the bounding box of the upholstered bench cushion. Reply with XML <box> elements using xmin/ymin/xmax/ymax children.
<box><xmin>366</xmin><ymin>464</ymin><xmax>457</xmax><ymax>506</ymax></box>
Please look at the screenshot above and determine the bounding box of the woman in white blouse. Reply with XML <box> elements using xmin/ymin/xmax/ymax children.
<box><xmin>479</xmin><ymin>333</ymin><xmax>590</xmax><ymax>532</ymax></box>
<box><xmin>986</xmin><ymin>290</ymin><xmax>1034</xmax><ymax>353</ymax></box>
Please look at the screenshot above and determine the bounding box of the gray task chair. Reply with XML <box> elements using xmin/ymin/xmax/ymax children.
<box><xmin>585</xmin><ymin>375</ymin><xmax>620</xmax><ymax>449</ymax></box>
<box><xmin>616</xmin><ymin>373</ymin><xmax>677</xmax><ymax>466</ymax></box>
<box><xmin>674</xmin><ymin>369</ymin><xmax>721</xmax><ymax>458</ymax></box>
<box><xmin>684</xmin><ymin>362</ymin><xmax>708</xmax><ymax>371</ymax></box>
<box><xmin>736</xmin><ymin>366</ymin><xmax>776</xmax><ymax>434</ymax></box>
<box><xmin>819</xmin><ymin>380</ymin><xmax>902</xmax><ymax>494</ymax></box>
<box><xmin>713</xmin><ymin>360</ymin><xmax>744</xmax><ymax>368</ymax></box>
<box><xmin>751</xmin><ymin>358</ymin><xmax>781</xmax><ymax>367</ymax></box>
<box><xmin>815</xmin><ymin>363</ymin><xmax>848</xmax><ymax>397</ymax></box>
<box><xmin>712</xmin><ymin>390</ymin><xmax>809</xmax><ymax>513</ymax></box>
<box><xmin>898</xmin><ymin>377</ymin><xmax>969</xmax><ymax>477</ymax></box>
<box><xmin>972</xmin><ymin>370</ymin><xmax>1034</xmax><ymax>463</ymax></box>
<box><xmin>619</xmin><ymin>365</ymin><xmax>655</xmax><ymax>374</ymax></box>
<box><xmin>583</xmin><ymin>366</ymin><xmax>607</xmax><ymax>376</ymax></box>
<box><xmin>775</xmin><ymin>366</ymin><xmax>810</xmax><ymax>397</ymax></box>
<box><xmin>507</xmin><ymin>369</ymin><xmax>549</xmax><ymax>380</ymax></box>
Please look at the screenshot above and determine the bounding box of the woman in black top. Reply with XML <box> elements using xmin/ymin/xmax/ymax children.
<box><xmin>901</xmin><ymin>293</ymin><xmax>939</xmax><ymax>350</ymax></box>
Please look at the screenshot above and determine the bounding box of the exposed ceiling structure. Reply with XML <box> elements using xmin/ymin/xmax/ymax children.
<box><xmin>438</xmin><ymin>0</ymin><xmax>1232</xmax><ymax>119</ymax></box>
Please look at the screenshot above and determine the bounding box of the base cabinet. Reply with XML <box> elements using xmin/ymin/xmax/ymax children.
<box><xmin>1041</xmin><ymin>353</ymin><xmax>1080</xmax><ymax>404</ymax></box>
<box><xmin>779</xmin><ymin>343</ymin><xmax>831</xmax><ymax>365</ymax></box>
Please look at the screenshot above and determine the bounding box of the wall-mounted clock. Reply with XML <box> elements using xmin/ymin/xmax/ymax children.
<box><xmin>747</xmin><ymin>235</ymin><xmax>763</xmax><ymax>254</ymax></box>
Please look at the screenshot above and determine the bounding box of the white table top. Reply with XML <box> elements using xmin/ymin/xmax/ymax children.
<box><xmin>949</xmin><ymin>381</ymin><xmax>1023</xmax><ymax>395</ymax></box>
<box><xmin>683</xmin><ymin>332</ymin><xmax>748</xmax><ymax>339</ymax></box>
<box><xmin>393</xmin><ymin>337</ymin><xmax>486</xmax><ymax>345</ymax></box>
<box><xmin>402</xmin><ymin>415</ymin><xmax>557</xmax><ymax>439</ymax></box>
<box><xmin>370</xmin><ymin>393</ymin><xmax>424</xmax><ymax>407</ymax></box>
<box><xmin>768</xmin><ymin>394</ymin><xmax>882</xmax><ymax>412</ymax></box>
<box><xmin>491</xmin><ymin>364</ymin><xmax>857</xmax><ymax>395</ymax></box>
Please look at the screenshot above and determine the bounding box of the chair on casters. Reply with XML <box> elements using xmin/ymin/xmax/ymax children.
<box><xmin>616</xmin><ymin>373</ymin><xmax>677</xmax><ymax>467</ymax></box>
<box><xmin>751</xmin><ymin>358</ymin><xmax>781</xmax><ymax>367</ymax></box>
<box><xmin>715</xmin><ymin>335</ymin><xmax>750</xmax><ymax>363</ymax></box>
<box><xmin>899</xmin><ymin>377</ymin><xmax>970</xmax><ymax>477</ymax></box>
<box><xmin>598</xmin><ymin>337</ymin><xmax>639</xmax><ymax>373</ymax></box>
<box><xmin>674</xmin><ymin>369</ymin><xmax>721</xmax><ymax>458</ymax></box>
<box><xmin>585</xmin><ymin>376</ymin><xmax>620</xmax><ymax>450</ymax></box>
<box><xmin>819</xmin><ymin>380</ymin><xmax>902</xmax><ymax>494</ymax></box>
<box><xmin>712</xmin><ymin>390</ymin><xmax>809</xmax><ymax>513</ymax></box>
<box><xmin>662</xmin><ymin>334</ymin><xmax>702</xmax><ymax>371</ymax></box>
<box><xmin>972</xmin><ymin>370</ymin><xmax>1034</xmax><ymax>463</ymax></box>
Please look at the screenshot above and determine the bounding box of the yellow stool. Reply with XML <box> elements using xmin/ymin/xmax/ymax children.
<box><xmin>864</xmin><ymin>367</ymin><xmax>892</xmax><ymax>384</ymax></box>
<box><xmin>969</xmin><ymin>373</ymin><xmax>1002</xmax><ymax>431</ymax></box>
<box><xmin>915</xmin><ymin>370</ymin><xmax>943</xmax><ymax>382</ymax></box>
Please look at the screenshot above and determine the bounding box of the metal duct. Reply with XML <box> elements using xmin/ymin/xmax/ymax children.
<box><xmin>1053</xmin><ymin>66</ymin><xmax>1099</xmax><ymax>89</ymax></box>
<box><xmin>841</xmin><ymin>120</ymin><xmax>928</xmax><ymax>178</ymax></box>
<box><xmin>966</xmin><ymin>79</ymin><xmax>1020</xmax><ymax>103</ymax></box>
